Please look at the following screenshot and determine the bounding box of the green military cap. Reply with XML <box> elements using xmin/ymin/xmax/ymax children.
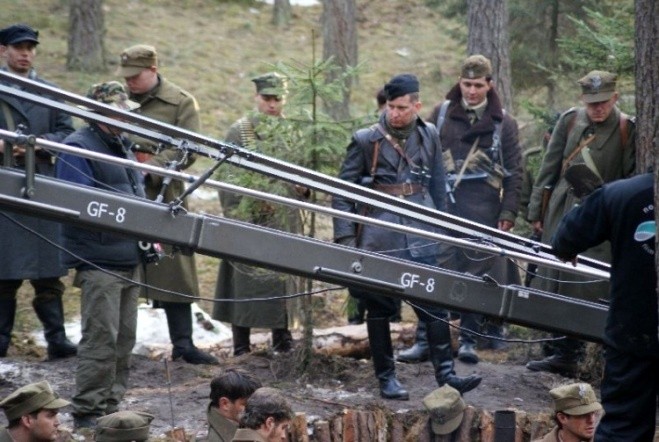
<box><xmin>550</xmin><ymin>383</ymin><xmax>603</xmax><ymax>416</ymax></box>
<box><xmin>115</xmin><ymin>44</ymin><xmax>158</xmax><ymax>77</ymax></box>
<box><xmin>577</xmin><ymin>70</ymin><xmax>617</xmax><ymax>103</ymax></box>
<box><xmin>0</xmin><ymin>381</ymin><xmax>70</xmax><ymax>421</ymax></box>
<box><xmin>95</xmin><ymin>411</ymin><xmax>155</xmax><ymax>442</ymax></box>
<box><xmin>251</xmin><ymin>72</ymin><xmax>287</xmax><ymax>97</ymax></box>
<box><xmin>85</xmin><ymin>81</ymin><xmax>140</xmax><ymax>111</ymax></box>
<box><xmin>461</xmin><ymin>54</ymin><xmax>492</xmax><ymax>79</ymax></box>
<box><xmin>422</xmin><ymin>385</ymin><xmax>466</xmax><ymax>435</ymax></box>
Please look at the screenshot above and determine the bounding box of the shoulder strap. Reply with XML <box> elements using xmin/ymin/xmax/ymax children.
<box><xmin>375</xmin><ymin>123</ymin><xmax>418</xmax><ymax>169</ymax></box>
<box><xmin>435</xmin><ymin>100</ymin><xmax>451</xmax><ymax>136</ymax></box>
<box><xmin>619</xmin><ymin>112</ymin><xmax>629</xmax><ymax>148</ymax></box>
<box><xmin>1</xmin><ymin>100</ymin><xmax>15</xmax><ymax>131</ymax></box>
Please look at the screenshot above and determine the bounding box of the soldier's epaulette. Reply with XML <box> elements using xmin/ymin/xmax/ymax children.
<box><xmin>562</xmin><ymin>107</ymin><xmax>578</xmax><ymax>117</ymax></box>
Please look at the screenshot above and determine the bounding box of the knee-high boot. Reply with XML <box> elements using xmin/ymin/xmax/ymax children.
<box><xmin>366</xmin><ymin>317</ymin><xmax>409</xmax><ymax>400</ymax></box>
<box><xmin>396</xmin><ymin>321</ymin><xmax>429</xmax><ymax>363</ymax></box>
<box><xmin>32</xmin><ymin>296</ymin><xmax>77</xmax><ymax>360</ymax></box>
<box><xmin>0</xmin><ymin>298</ymin><xmax>16</xmax><ymax>357</ymax></box>
<box><xmin>427</xmin><ymin>320</ymin><xmax>482</xmax><ymax>395</ymax></box>
<box><xmin>232</xmin><ymin>325</ymin><xmax>251</xmax><ymax>356</ymax></box>
<box><xmin>164</xmin><ymin>302</ymin><xmax>219</xmax><ymax>365</ymax></box>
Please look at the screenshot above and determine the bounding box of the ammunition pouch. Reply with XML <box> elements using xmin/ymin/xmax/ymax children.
<box><xmin>466</xmin><ymin>149</ymin><xmax>506</xmax><ymax>190</ymax></box>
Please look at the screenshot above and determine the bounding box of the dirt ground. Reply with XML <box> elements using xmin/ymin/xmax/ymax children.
<box><xmin>0</xmin><ymin>320</ymin><xmax>572</xmax><ymax>440</ymax></box>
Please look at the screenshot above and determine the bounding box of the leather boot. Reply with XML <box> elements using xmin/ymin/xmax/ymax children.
<box><xmin>396</xmin><ymin>321</ymin><xmax>429</xmax><ymax>363</ymax></box>
<box><xmin>232</xmin><ymin>325</ymin><xmax>251</xmax><ymax>356</ymax></box>
<box><xmin>457</xmin><ymin>312</ymin><xmax>480</xmax><ymax>364</ymax></box>
<box><xmin>272</xmin><ymin>328</ymin><xmax>293</xmax><ymax>353</ymax></box>
<box><xmin>0</xmin><ymin>298</ymin><xmax>16</xmax><ymax>357</ymax></box>
<box><xmin>427</xmin><ymin>320</ymin><xmax>482</xmax><ymax>395</ymax></box>
<box><xmin>479</xmin><ymin>321</ymin><xmax>508</xmax><ymax>351</ymax></box>
<box><xmin>164</xmin><ymin>302</ymin><xmax>219</xmax><ymax>365</ymax></box>
<box><xmin>526</xmin><ymin>337</ymin><xmax>580</xmax><ymax>377</ymax></box>
<box><xmin>366</xmin><ymin>317</ymin><xmax>409</xmax><ymax>400</ymax></box>
<box><xmin>32</xmin><ymin>296</ymin><xmax>77</xmax><ymax>360</ymax></box>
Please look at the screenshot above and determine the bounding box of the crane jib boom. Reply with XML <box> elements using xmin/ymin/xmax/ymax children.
<box><xmin>0</xmin><ymin>70</ymin><xmax>610</xmax><ymax>273</ymax></box>
<box><xmin>0</xmin><ymin>167</ymin><xmax>607</xmax><ymax>342</ymax></box>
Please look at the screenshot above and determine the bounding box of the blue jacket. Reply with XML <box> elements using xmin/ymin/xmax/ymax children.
<box><xmin>57</xmin><ymin>124</ymin><xmax>145</xmax><ymax>270</ymax></box>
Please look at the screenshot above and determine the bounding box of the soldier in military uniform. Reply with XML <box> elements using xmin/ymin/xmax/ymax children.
<box><xmin>333</xmin><ymin>74</ymin><xmax>481</xmax><ymax>400</ymax></box>
<box><xmin>525</xmin><ymin>71</ymin><xmax>635</xmax><ymax>377</ymax></box>
<box><xmin>398</xmin><ymin>55</ymin><xmax>522</xmax><ymax>366</ymax></box>
<box><xmin>0</xmin><ymin>381</ymin><xmax>70</xmax><ymax>442</ymax></box>
<box><xmin>0</xmin><ymin>23</ymin><xmax>77</xmax><ymax>360</ymax></box>
<box><xmin>116</xmin><ymin>44</ymin><xmax>217</xmax><ymax>365</ymax></box>
<box><xmin>533</xmin><ymin>383</ymin><xmax>602</xmax><ymax>442</ymax></box>
<box><xmin>213</xmin><ymin>73</ymin><xmax>299</xmax><ymax>356</ymax></box>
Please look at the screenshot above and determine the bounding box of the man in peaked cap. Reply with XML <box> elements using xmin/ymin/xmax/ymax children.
<box><xmin>423</xmin><ymin>385</ymin><xmax>466</xmax><ymax>435</ymax></box>
<box><xmin>212</xmin><ymin>71</ymin><xmax>300</xmax><ymax>358</ymax></box>
<box><xmin>0</xmin><ymin>381</ymin><xmax>70</xmax><ymax>442</ymax></box>
<box><xmin>526</xmin><ymin>69</ymin><xmax>635</xmax><ymax>377</ymax></box>
<box><xmin>116</xmin><ymin>44</ymin><xmax>217</xmax><ymax>366</ymax></box>
<box><xmin>533</xmin><ymin>383</ymin><xmax>602</xmax><ymax>442</ymax></box>
<box><xmin>332</xmin><ymin>73</ymin><xmax>481</xmax><ymax>400</ymax></box>
<box><xmin>0</xmin><ymin>23</ymin><xmax>76</xmax><ymax>361</ymax></box>
<box><xmin>56</xmin><ymin>81</ymin><xmax>144</xmax><ymax>429</ymax></box>
<box><xmin>95</xmin><ymin>411</ymin><xmax>154</xmax><ymax>442</ymax></box>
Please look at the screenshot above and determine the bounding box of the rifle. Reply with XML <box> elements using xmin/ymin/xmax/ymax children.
<box><xmin>539</xmin><ymin>185</ymin><xmax>553</xmax><ymax>222</ymax></box>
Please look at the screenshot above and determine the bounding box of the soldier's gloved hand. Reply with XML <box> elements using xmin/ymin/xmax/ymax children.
<box><xmin>335</xmin><ymin>235</ymin><xmax>357</xmax><ymax>248</ymax></box>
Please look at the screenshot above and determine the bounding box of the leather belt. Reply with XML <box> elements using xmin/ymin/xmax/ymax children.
<box><xmin>373</xmin><ymin>183</ymin><xmax>423</xmax><ymax>197</ymax></box>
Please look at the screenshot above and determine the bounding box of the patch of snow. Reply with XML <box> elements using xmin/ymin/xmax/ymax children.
<box><xmin>32</xmin><ymin>303</ymin><xmax>231</xmax><ymax>358</ymax></box>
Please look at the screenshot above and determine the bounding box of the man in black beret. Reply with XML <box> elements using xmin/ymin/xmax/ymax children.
<box><xmin>332</xmin><ymin>74</ymin><xmax>481</xmax><ymax>400</ymax></box>
<box><xmin>0</xmin><ymin>23</ymin><xmax>76</xmax><ymax>360</ymax></box>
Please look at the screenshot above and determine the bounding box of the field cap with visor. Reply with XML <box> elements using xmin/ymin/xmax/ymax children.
<box><xmin>578</xmin><ymin>70</ymin><xmax>617</xmax><ymax>104</ymax></box>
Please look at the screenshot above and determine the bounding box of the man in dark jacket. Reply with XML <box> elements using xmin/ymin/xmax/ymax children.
<box><xmin>0</xmin><ymin>23</ymin><xmax>76</xmax><ymax>360</ymax></box>
<box><xmin>550</xmin><ymin>173</ymin><xmax>657</xmax><ymax>442</ymax></box>
<box><xmin>398</xmin><ymin>55</ymin><xmax>522</xmax><ymax>365</ymax></box>
<box><xmin>55</xmin><ymin>81</ymin><xmax>144</xmax><ymax>429</ymax></box>
<box><xmin>116</xmin><ymin>44</ymin><xmax>217</xmax><ymax>365</ymax></box>
<box><xmin>332</xmin><ymin>74</ymin><xmax>481</xmax><ymax>400</ymax></box>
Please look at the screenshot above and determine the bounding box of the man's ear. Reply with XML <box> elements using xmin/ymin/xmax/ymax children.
<box><xmin>219</xmin><ymin>396</ymin><xmax>230</xmax><ymax>409</ymax></box>
<box><xmin>264</xmin><ymin>416</ymin><xmax>275</xmax><ymax>430</ymax></box>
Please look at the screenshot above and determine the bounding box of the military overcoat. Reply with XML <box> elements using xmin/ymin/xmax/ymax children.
<box><xmin>527</xmin><ymin>106</ymin><xmax>635</xmax><ymax>301</ymax></box>
<box><xmin>0</xmin><ymin>70</ymin><xmax>74</xmax><ymax>280</ymax></box>
<box><xmin>212</xmin><ymin>114</ymin><xmax>298</xmax><ymax>329</ymax></box>
<box><xmin>130</xmin><ymin>75</ymin><xmax>201</xmax><ymax>303</ymax></box>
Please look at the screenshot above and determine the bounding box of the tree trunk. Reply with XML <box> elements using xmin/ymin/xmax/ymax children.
<box><xmin>67</xmin><ymin>0</ymin><xmax>107</xmax><ymax>72</ymax></box>
<box><xmin>272</xmin><ymin>0</ymin><xmax>292</xmax><ymax>28</ymax></box>
<box><xmin>634</xmin><ymin>0</ymin><xmax>659</xmax><ymax>322</ymax></box>
<box><xmin>546</xmin><ymin>0</ymin><xmax>559</xmax><ymax>110</ymax></box>
<box><xmin>321</xmin><ymin>0</ymin><xmax>358</xmax><ymax>121</ymax></box>
<box><xmin>467</xmin><ymin>0</ymin><xmax>514</xmax><ymax>112</ymax></box>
